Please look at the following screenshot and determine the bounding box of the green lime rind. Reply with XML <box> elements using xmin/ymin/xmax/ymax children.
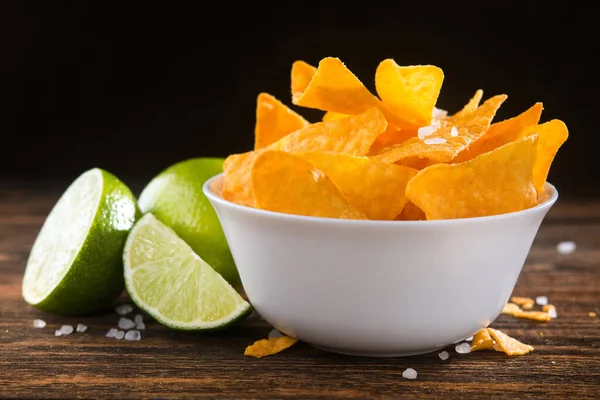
<box><xmin>123</xmin><ymin>213</ymin><xmax>251</xmax><ymax>331</ymax></box>
<box><xmin>22</xmin><ymin>168</ymin><xmax>140</xmax><ymax>315</ymax></box>
<box><xmin>137</xmin><ymin>157</ymin><xmax>241</xmax><ymax>287</ymax></box>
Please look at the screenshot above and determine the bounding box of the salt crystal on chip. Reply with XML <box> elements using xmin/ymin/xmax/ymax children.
<box><xmin>424</xmin><ymin>137</ymin><xmax>447</xmax><ymax>145</ymax></box>
<box><xmin>418</xmin><ymin>125</ymin><xmax>437</xmax><ymax>139</ymax></box>
<box><xmin>432</xmin><ymin>107</ymin><xmax>448</xmax><ymax>119</ymax></box>
<box><xmin>450</xmin><ymin>126</ymin><xmax>459</xmax><ymax>137</ymax></box>
<box><xmin>402</xmin><ymin>368</ymin><xmax>418</xmax><ymax>379</ymax></box>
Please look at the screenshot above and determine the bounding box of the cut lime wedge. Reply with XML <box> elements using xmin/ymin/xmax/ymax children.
<box><xmin>123</xmin><ymin>213</ymin><xmax>251</xmax><ymax>330</ymax></box>
<box><xmin>22</xmin><ymin>168</ymin><xmax>139</xmax><ymax>315</ymax></box>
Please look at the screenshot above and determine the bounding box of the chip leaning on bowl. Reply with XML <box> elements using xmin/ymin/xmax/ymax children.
<box><xmin>218</xmin><ymin>57</ymin><xmax>568</xmax><ymax>221</ymax></box>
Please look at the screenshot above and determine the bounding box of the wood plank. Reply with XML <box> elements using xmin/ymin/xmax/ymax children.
<box><xmin>1</xmin><ymin>187</ymin><xmax>599</xmax><ymax>399</ymax></box>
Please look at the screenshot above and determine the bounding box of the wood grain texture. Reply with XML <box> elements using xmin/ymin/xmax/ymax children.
<box><xmin>1</xmin><ymin>186</ymin><xmax>599</xmax><ymax>399</ymax></box>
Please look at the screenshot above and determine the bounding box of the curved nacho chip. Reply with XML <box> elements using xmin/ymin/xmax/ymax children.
<box><xmin>487</xmin><ymin>328</ymin><xmax>534</xmax><ymax>356</ymax></box>
<box><xmin>222</xmin><ymin>151</ymin><xmax>258</xmax><ymax>207</ymax></box>
<box><xmin>373</xmin><ymin>95</ymin><xmax>507</xmax><ymax>164</ymax></box>
<box><xmin>291</xmin><ymin>61</ymin><xmax>317</xmax><ymax>101</ymax></box>
<box><xmin>254</xmin><ymin>93</ymin><xmax>309</xmax><ymax>150</ymax></box>
<box><xmin>272</xmin><ymin>107</ymin><xmax>387</xmax><ymax>155</ymax></box>
<box><xmin>295</xmin><ymin>151</ymin><xmax>417</xmax><ymax>220</ymax></box>
<box><xmin>449</xmin><ymin>89</ymin><xmax>484</xmax><ymax>120</ymax></box>
<box><xmin>375</xmin><ymin>59</ymin><xmax>444</xmax><ymax>128</ymax></box>
<box><xmin>252</xmin><ymin>150</ymin><xmax>367</xmax><ymax>219</ymax></box>
<box><xmin>291</xmin><ymin>58</ymin><xmax>405</xmax><ymax>128</ymax></box>
<box><xmin>405</xmin><ymin>134</ymin><xmax>538</xmax><ymax>220</ymax></box>
<box><xmin>322</xmin><ymin>111</ymin><xmax>348</xmax><ymax>122</ymax></box>
<box><xmin>222</xmin><ymin>108</ymin><xmax>387</xmax><ymax>208</ymax></box>
<box><xmin>453</xmin><ymin>102</ymin><xmax>543</xmax><ymax>163</ymax></box>
<box><xmin>519</xmin><ymin>119</ymin><xmax>568</xmax><ymax>195</ymax></box>
<box><xmin>470</xmin><ymin>329</ymin><xmax>494</xmax><ymax>352</ymax></box>
<box><xmin>244</xmin><ymin>335</ymin><xmax>298</xmax><ymax>358</ymax></box>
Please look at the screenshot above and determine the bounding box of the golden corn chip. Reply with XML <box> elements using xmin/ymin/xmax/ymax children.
<box><xmin>322</xmin><ymin>111</ymin><xmax>348</xmax><ymax>122</ymax></box>
<box><xmin>222</xmin><ymin>108</ymin><xmax>386</xmax><ymax>208</ymax></box>
<box><xmin>369</xmin><ymin>127</ymin><xmax>417</xmax><ymax>154</ymax></box>
<box><xmin>222</xmin><ymin>151</ymin><xmax>258</xmax><ymax>207</ymax></box>
<box><xmin>272</xmin><ymin>107</ymin><xmax>387</xmax><ymax>155</ymax></box>
<box><xmin>501</xmin><ymin>302</ymin><xmax>552</xmax><ymax>321</ymax></box>
<box><xmin>511</xmin><ymin>296</ymin><xmax>535</xmax><ymax>310</ymax></box>
<box><xmin>291</xmin><ymin>58</ymin><xmax>405</xmax><ymax>128</ymax></box>
<box><xmin>470</xmin><ymin>329</ymin><xmax>494</xmax><ymax>352</ymax></box>
<box><xmin>373</xmin><ymin>95</ymin><xmax>507</xmax><ymax>164</ymax></box>
<box><xmin>375</xmin><ymin>59</ymin><xmax>444</xmax><ymax>128</ymax></box>
<box><xmin>254</xmin><ymin>93</ymin><xmax>309</xmax><ymax>150</ymax></box>
<box><xmin>449</xmin><ymin>89</ymin><xmax>484</xmax><ymax>120</ymax></box>
<box><xmin>292</xmin><ymin>57</ymin><xmax>380</xmax><ymax>113</ymax></box>
<box><xmin>291</xmin><ymin>61</ymin><xmax>317</xmax><ymax>101</ymax></box>
<box><xmin>252</xmin><ymin>150</ymin><xmax>367</xmax><ymax>219</ymax></box>
<box><xmin>519</xmin><ymin>120</ymin><xmax>569</xmax><ymax>195</ymax></box>
<box><xmin>244</xmin><ymin>335</ymin><xmax>299</xmax><ymax>358</ymax></box>
<box><xmin>405</xmin><ymin>134</ymin><xmax>538</xmax><ymax>220</ymax></box>
<box><xmin>516</xmin><ymin>310</ymin><xmax>552</xmax><ymax>322</ymax></box>
<box><xmin>589</xmin><ymin>312</ymin><xmax>597</xmax><ymax>318</ymax></box>
<box><xmin>395</xmin><ymin>201</ymin><xmax>426</xmax><ymax>221</ymax></box>
<box><xmin>487</xmin><ymin>328</ymin><xmax>534</xmax><ymax>356</ymax></box>
<box><xmin>295</xmin><ymin>151</ymin><xmax>417</xmax><ymax>220</ymax></box>
<box><xmin>501</xmin><ymin>302</ymin><xmax>523</xmax><ymax>315</ymax></box>
<box><xmin>453</xmin><ymin>103</ymin><xmax>543</xmax><ymax>163</ymax></box>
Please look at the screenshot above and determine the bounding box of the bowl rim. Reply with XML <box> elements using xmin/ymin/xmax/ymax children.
<box><xmin>203</xmin><ymin>172</ymin><xmax>559</xmax><ymax>226</ymax></box>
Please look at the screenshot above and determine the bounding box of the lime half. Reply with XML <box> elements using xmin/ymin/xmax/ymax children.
<box><xmin>22</xmin><ymin>168</ymin><xmax>139</xmax><ymax>315</ymax></box>
<box><xmin>123</xmin><ymin>213</ymin><xmax>251</xmax><ymax>330</ymax></box>
<box><xmin>137</xmin><ymin>158</ymin><xmax>241</xmax><ymax>287</ymax></box>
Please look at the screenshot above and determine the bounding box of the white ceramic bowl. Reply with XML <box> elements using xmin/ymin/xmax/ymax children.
<box><xmin>203</xmin><ymin>174</ymin><xmax>558</xmax><ymax>357</ymax></box>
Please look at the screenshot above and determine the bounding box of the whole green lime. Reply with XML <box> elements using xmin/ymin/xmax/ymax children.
<box><xmin>22</xmin><ymin>168</ymin><xmax>139</xmax><ymax>315</ymax></box>
<box><xmin>137</xmin><ymin>158</ymin><xmax>240</xmax><ymax>287</ymax></box>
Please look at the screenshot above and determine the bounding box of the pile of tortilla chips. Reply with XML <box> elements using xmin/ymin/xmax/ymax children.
<box><xmin>219</xmin><ymin>57</ymin><xmax>568</xmax><ymax>220</ymax></box>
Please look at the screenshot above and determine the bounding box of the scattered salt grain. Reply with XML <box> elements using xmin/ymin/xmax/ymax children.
<box><xmin>134</xmin><ymin>314</ymin><xmax>144</xmax><ymax>324</ymax></box>
<box><xmin>115</xmin><ymin>304</ymin><xmax>134</xmax><ymax>316</ymax></box>
<box><xmin>59</xmin><ymin>325</ymin><xmax>74</xmax><ymax>335</ymax></box>
<box><xmin>455</xmin><ymin>343</ymin><xmax>471</xmax><ymax>354</ymax></box>
<box><xmin>33</xmin><ymin>319</ymin><xmax>46</xmax><ymax>328</ymax></box>
<box><xmin>106</xmin><ymin>328</ymin><xmax>118</xmax><ymax>338</ymax></box>
<box><xmin>536</xmin><ymin>296</ymin><xmax>549</xmax><ymax>306</ymax></box>
<box><xmin>55</xmin><ymin>330</ymin><xmax>63</xmax><ymax>337</ymax></box>
<box><xmin>547</xmin><ymin>307</ymin><xmax>558</xmax><ymax>319</ymax></box>
<box><xmin>125</xmin><ymin>330</ymin><xmax>142</xmax><ymax>341</ymax></box>
<box><xmin>424</xmin><ymin>137</ymin><xmax>447</xmax><ymax>145</ymax></box>
<box><xmin>465</xmin><ymin>336</ymin><xmax>474</xmax><ymax>342</ymax></box>
<box><xmin>556</xmin><ymin>241</ymin><xmax>576</xmax><ymax>255</ymax></box>
<box><xmin>402</xmin><ymin>368</ymin><xmax>418</xmax><ymax>380</ymax></box>
<box><xmin>136</xmin><ymin>322</ymin><xmax>146</xmax><ymax>330</ymax></box>
<box><xmin>76</xmin><ymin>324</ymin><xmax>88</xmax><ymax>333</ymax></box>
<box><xmin>450</xmin><ymin>126</ymin><xmax>459</xmax><ymax>137</ymax></box>
<box><xmin>268</xmin><ymin>329</ymin><xmax>284</xmax><ymax>339</ymax></box>
<box><xmin>438</xmin><ymin>351</ymin><xmax>450</xmax><ymax>360</ymax></box>
<box><xmin>118</xmin><ymin>317</ymin><xmax>136</xmax><ymax>330</ymax></box>
<box><xmin>418</xmin><ymin>125</ymin><xmax>438</xmax><ymax>139</ymax></box>
<box><xmin>115</xmin><ymin>330</ymin><xmax>125</xmax><ymax>340</ymax></box>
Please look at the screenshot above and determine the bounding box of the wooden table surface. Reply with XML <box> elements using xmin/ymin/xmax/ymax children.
<box><xmin>1</xmin><ymin>185</ymin><xmax>599</xmax><ymax>399</ymax></box>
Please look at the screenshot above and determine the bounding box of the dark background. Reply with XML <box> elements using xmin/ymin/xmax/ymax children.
<box><xmin>2</xmin><ymin>2</ymin><xmax>598</xmax><ymax>198</ymax></box>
